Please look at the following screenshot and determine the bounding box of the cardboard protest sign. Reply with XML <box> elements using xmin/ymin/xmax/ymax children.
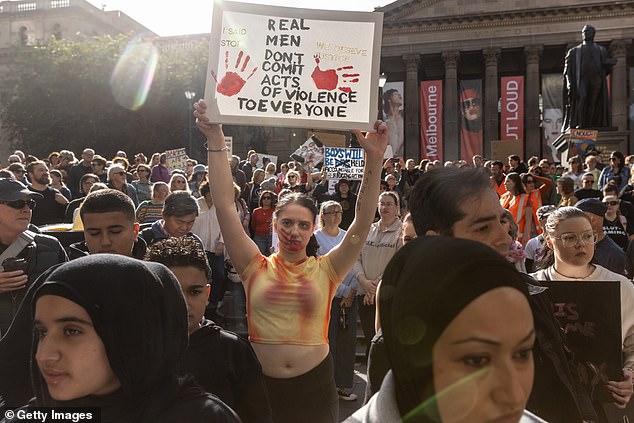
<box><xmin>165</xmin><ymin>148</ymin><xmax>188</xmax><ymax>174</ymax></box>
<box><xmin>541</xmin><ymin>281</ymin><xmax>622</xmax><ymax>405</ymax></box>
<box><xmin>290</xmin><ymin>135</ymin><xmax>323</xmax><ymax>169</ymax></box>
<box><xmin>324</xmin><ymin>147</ymin><xmax>364</xmax><ymax>180</ymax></box>
<box><xmin>205</xmin><ymin>1</ymin><xmax>383</xmax><ymax>131</ymax></box>
<box><xmin>257</xmin><ymin>153</ymin><xmax>278</xmax><ymax>168</ymax></box>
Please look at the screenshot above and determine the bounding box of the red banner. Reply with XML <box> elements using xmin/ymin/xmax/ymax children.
<box><xmin>459</xmin><ymin>80</ymin><xmax>482</xmax><ymax>161</ymax></box>
<box><xmin>500</xmin><ymin>76</ymin><xmax>525</xmax><ymax>150</ymax></box>
<box><xmin>420</xmin><ymin>80</ymin><xmax>443</xmax><ymax>161</ymax></box>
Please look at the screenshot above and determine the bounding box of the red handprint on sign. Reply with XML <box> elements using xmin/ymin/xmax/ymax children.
<box><xmin>210</xmin><ymin>50</ymin><xmax>258</xmax><ymax>97</ymax></box>
<box><xmin>310</xmin><ymin>56</ymin><xmax>360</xmax><ymax>93</ymax></box>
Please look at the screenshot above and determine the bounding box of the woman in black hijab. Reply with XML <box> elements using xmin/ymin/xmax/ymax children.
<box><xmin>7</xmin><ymin>254</ymin><xmax>239</xmax><ymax>423</ymax></box>
<box><xmin>347</xmin><ymin>237</ymin><xmax>542</xmax><ymax>423</ymax></box>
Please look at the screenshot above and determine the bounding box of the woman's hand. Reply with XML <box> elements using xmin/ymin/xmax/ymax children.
<box><xmin>606</xmin><ymin>368</ymin><xmax>633</xmax><ymax>408</ymax></box>
<box><xmin>193</xmin><ymin>100</ymin><xmax>224</xmax><ymax>147</ymax></box>
<box><xmin>352</xmin><ymin>120</ymin><xmax>388</xmax><ymax>161</ymax></box>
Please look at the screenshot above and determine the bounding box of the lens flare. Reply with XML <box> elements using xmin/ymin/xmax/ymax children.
<box><xmin>110</xmin><ymin>39</ymin><xmax>159</xmax><ymax>111</ymax></box>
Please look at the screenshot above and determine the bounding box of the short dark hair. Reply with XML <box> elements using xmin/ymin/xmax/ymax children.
<box><xmin>26</xmin><ymin>160</ymin><xmax>47</xmax><ymax>175</ymax></box>
<box><xmin>556</xmin><ymin>176</ymin><xmax>574</xmax><ymax>195</ymax></box>
<box><xmin>409</xmin><ymin>167</ymin><xmax>492</xmax><ymax>236</ymax></box>
<box><xmin>144</xmin><ymin>235</ymin><xmax>210</xmax><ymax>278</ymax></box>
<box><xmin>80</xmin><ymin>189</ymin><xmax>135</xmax><ymax>222</ymax></box>
<box><xmin>163</xmin><ymin>191</ymin><xmax>198</xmax><ymax>217</ymax></box>
<box><xmin>91</xmin><ymin>155</ymin><xmax>107</xmax><ymax>167</ymax></box>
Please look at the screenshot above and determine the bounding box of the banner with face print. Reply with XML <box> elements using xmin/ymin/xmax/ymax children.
<box><xmin>382</xmin><ymin>81</ymin><xmax>404</xmax><ymax>158</ymax></box>
<box><xmin>541</xmin><ymin>74</ymin><xmax>564</xmax><ymax>163</ymax></box>
<box><xmin>459</xmin><ymin>80</ymin><xmax>483</xmax><ymax>161</ymax></box>
<box><xmin>205</xmin><ymin>1</ymin><xmax>383</xmax><ymax>131</ymax></box>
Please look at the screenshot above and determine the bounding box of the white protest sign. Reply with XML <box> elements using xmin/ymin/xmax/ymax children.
<box><xmin>205</xmin><ymin>1</ymin><xmax>383</xmax><ymax>131</ymax></box>
<box><xmin>290</xmin><ymin>135</ymin><xmax>324</xmax><ymax>170</ymax></box>
<box><xmin>324</xmin><ymin>147</ymin><xmax>364</xmax><ymax>180</ymax></box>
<box><xmin>224</xmin><ymin>136</ymin><xmax>233</xmax><ymax>158</ymax></box>
<box><xmin>165</xmin><ymin>148</ymin><xmax>188</xmax><ymax>173</ymax></box>
<box><xmin>257</xmin><ymin>153</ymin><xmax>278</xmax><ymax>168</ymax></box>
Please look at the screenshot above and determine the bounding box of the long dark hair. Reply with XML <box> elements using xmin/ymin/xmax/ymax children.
<box><xmin>505</xmin><ymin>172</ymin><xmax>526</xmax><ymax>195</ymax></box>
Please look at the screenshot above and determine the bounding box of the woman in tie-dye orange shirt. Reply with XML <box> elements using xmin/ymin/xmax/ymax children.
<box><xmin>195</xmin><ymin>99</ymin><xmax>387</xmax><ymax>423</ymax></box>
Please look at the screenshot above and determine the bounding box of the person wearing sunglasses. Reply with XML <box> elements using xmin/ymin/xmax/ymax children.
<box><xmin>459</xmin><ymin>86</ymin><xmax>483</xmax><ymax>161</ymax></box>
<box><xmin>532</xmin><ymin>206</ymin><xmax>634</xmax><ymax>415</ymax></box>
<box><xmin>575</xmin><ymin>198</ymin><xmax>626</xmax><ymax>276</ymax></box>
<box><xmin>602</xmin><ymin>194</ymin><xmax>631</xmax><ymax>251</ymax></box>
<box><xmin>574</xmin><ymin>172</ymin><xmax>602</xmax><ymax>201</ymax></box>
<box><xmin>0</xmin><ymin>178</ymin><xmax>67</xmax><ymax>337</ymax></box>
<box><xmin>107</xmin><ymin>163</ymin><xmax>138</xmax><ymax>207</ymax></box>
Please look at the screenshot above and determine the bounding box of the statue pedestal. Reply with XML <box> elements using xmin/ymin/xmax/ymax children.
<box><xmin>552</xmin><ymin>129</ymin><xmax>629</xmax><ymax>163</ymax></box>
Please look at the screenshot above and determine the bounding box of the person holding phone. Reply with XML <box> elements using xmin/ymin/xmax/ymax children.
<box><xmin>0</xmin><ymin>178</ymin><xmax>67</xmax><ymax>336</ymax></box>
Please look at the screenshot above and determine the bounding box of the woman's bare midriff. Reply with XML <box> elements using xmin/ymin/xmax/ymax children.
<box><xmin>251</xmin><ymin>342</ymin><xmax>329</xmax><ymax>378</ymax></box>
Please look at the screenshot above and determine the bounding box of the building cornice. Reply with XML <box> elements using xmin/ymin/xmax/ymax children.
<box><xmin>383</xmin><ymin>2</ymin><xmax>634</xmax><ymax>35</ymax></box>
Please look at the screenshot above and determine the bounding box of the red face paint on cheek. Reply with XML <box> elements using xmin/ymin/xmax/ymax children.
<box><xmin>278</xmin><ymin>227</ymin><xmax>305</xmax><ymax>252</ymax></box>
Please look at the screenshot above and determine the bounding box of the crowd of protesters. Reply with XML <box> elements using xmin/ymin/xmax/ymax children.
<box><xmin>0</xmin><ymin>118</ymin><xmax>633</xmax><ymax>423</ymax></box>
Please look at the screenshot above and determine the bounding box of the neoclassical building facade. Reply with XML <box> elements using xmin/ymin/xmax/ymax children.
<box><xmin>377</xmin><ymin>0</ymin><xmax>634</xmax><ymax>162</ymax></box>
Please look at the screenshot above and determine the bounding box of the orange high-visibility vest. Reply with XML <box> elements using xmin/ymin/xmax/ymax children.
<box><xmin>500</xmin><ymin>192</ymin><xmax>534</xmax><ymax>242</ymax></box>
<box><xmin>492</xmin><ymin>176</ymin><xmax>507</xmax><ymax>197</ymax></box>
<box><xmin>528</xmin><ymin>189</ymin><xmax>543</xmax><ymax>234</ymax></box>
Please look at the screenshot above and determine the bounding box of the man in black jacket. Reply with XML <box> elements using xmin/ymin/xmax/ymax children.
<box><xmin>0</xmin><ymin>178</ymin><xmax>67</xmax><ymax>409</ymax></box>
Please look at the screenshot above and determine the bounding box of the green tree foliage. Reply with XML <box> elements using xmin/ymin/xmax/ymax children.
<box><xmin>1</xmin><ymin>33</ymin><xmax>209</xmax><ymax>160</ymax></box>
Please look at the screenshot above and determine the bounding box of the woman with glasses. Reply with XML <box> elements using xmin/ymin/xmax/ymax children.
<box><xmin>500</xmin><ymin>172</ymin><xmax>536</xmax><ymax>246</ymax></box>
<box><xmin>314</xmin><ymin>200</ymin><xmax>359</xmax><ymax>401</ymax></box>
<box><xmin>353</xmin><ymin>192</ymin><xmax>403</xmax><ymax>368</ymax></box>
<box><xmin>90</xmin><ymin>155</ymin><xmax>108</xmax><ymax>183</ymax></box>
<box><xmin>169</xmin><ymin>173</ymin><xmax>191</xmax><ymax>195</ymax></box>
<box><xmin>283</xmin><ymin>170</ymin><xmax>306</xmax><ymax>193</ymax></box>
<box><xmin>531</xmin><ymin>206</ymin><xmax>634</xmax><ymax>412</ymax></box>
<box><xmin>250</xmin><ymin>190</ymin><xmax>276</xmax><ymax>256</ymax></box>
<box><xmin>603</xmin><ymin>194</ymin><xmax>632</xmax><ymax>251</ymax></box>
<box><xmin>131</xmin><ymin>164</ymin><xmax>152</xmax><ymax>203</ymax></box>
<box><xmin>107</xmin><ymin>164</ymin><xmax>138</xmax><ymax>207</ymax></box>
<box><xmin>599</xmin><ymin>151</ymin><xmax>631</xmax><ymax>193</ymax></box>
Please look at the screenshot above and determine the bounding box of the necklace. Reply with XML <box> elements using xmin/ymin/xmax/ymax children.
<box><xmin>552</xmin><ymin>264</ymin><xmax>595</xmax><ymax>279</ymax></box>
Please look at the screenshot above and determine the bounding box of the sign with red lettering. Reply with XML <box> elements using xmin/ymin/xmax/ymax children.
<box><xmin>500</xmin><ymin>76</ymin><xmax>524</xmax><ymax>151</ymax></box>
<box><xmin>204</xmin><ymin>1</ymin><xmax>383</xmax><ymax>131</ymax></box>
<box><xmin>420</xmin><ymin>80</ymin><xmax>443</xmax><ymax>161</ymax></box>
<box><xmin>541</xmin><ymin>280</ymin><xmax>622</xmax><ymax>405</ymax></box>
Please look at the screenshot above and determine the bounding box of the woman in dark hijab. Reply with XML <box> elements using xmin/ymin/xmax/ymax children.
<box><xmin>4</xmin><ymin>254</ymin><xmax>239</xmax><ymax>423</ymax></box>
<box><xmin>347</xmin><ymin>237</ymin><xmax>542</xmax><ymax>423</ymax></box>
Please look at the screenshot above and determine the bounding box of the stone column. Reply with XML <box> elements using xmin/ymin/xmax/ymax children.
<box><xmin>403</xmin><ymin>54</ymin><xmax>421</xmax><ymax>160</ymax></box>
<box><xmin>483</xmin><ymin>48</ymin><xmax>500</xmax><ymax>159</ymax></box>
<box><xmin>524</xmin><ymin>45</ymin><xmax>543</xmax><ymax>158</ymax></box>
<box><xmin>442</xmin><ymin>50</ymin><xmax>460</xmax><ymax>161</ymax></box>
<box><xmin>610</xmin><ymin>39</ymin><xmax>630</xmax><ymax>132</ymax></box>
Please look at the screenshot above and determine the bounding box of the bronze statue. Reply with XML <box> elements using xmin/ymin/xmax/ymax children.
<box><xmin>562</xmin><ymin>25</ymin><xmax>616</xmax><ymax>131</ymax></box>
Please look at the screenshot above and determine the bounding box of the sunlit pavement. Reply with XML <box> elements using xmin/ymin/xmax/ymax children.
<box><xmin>338</xmin><ymin>362</ymin><xmax>367</xmax><ymax>422</ymax></box>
